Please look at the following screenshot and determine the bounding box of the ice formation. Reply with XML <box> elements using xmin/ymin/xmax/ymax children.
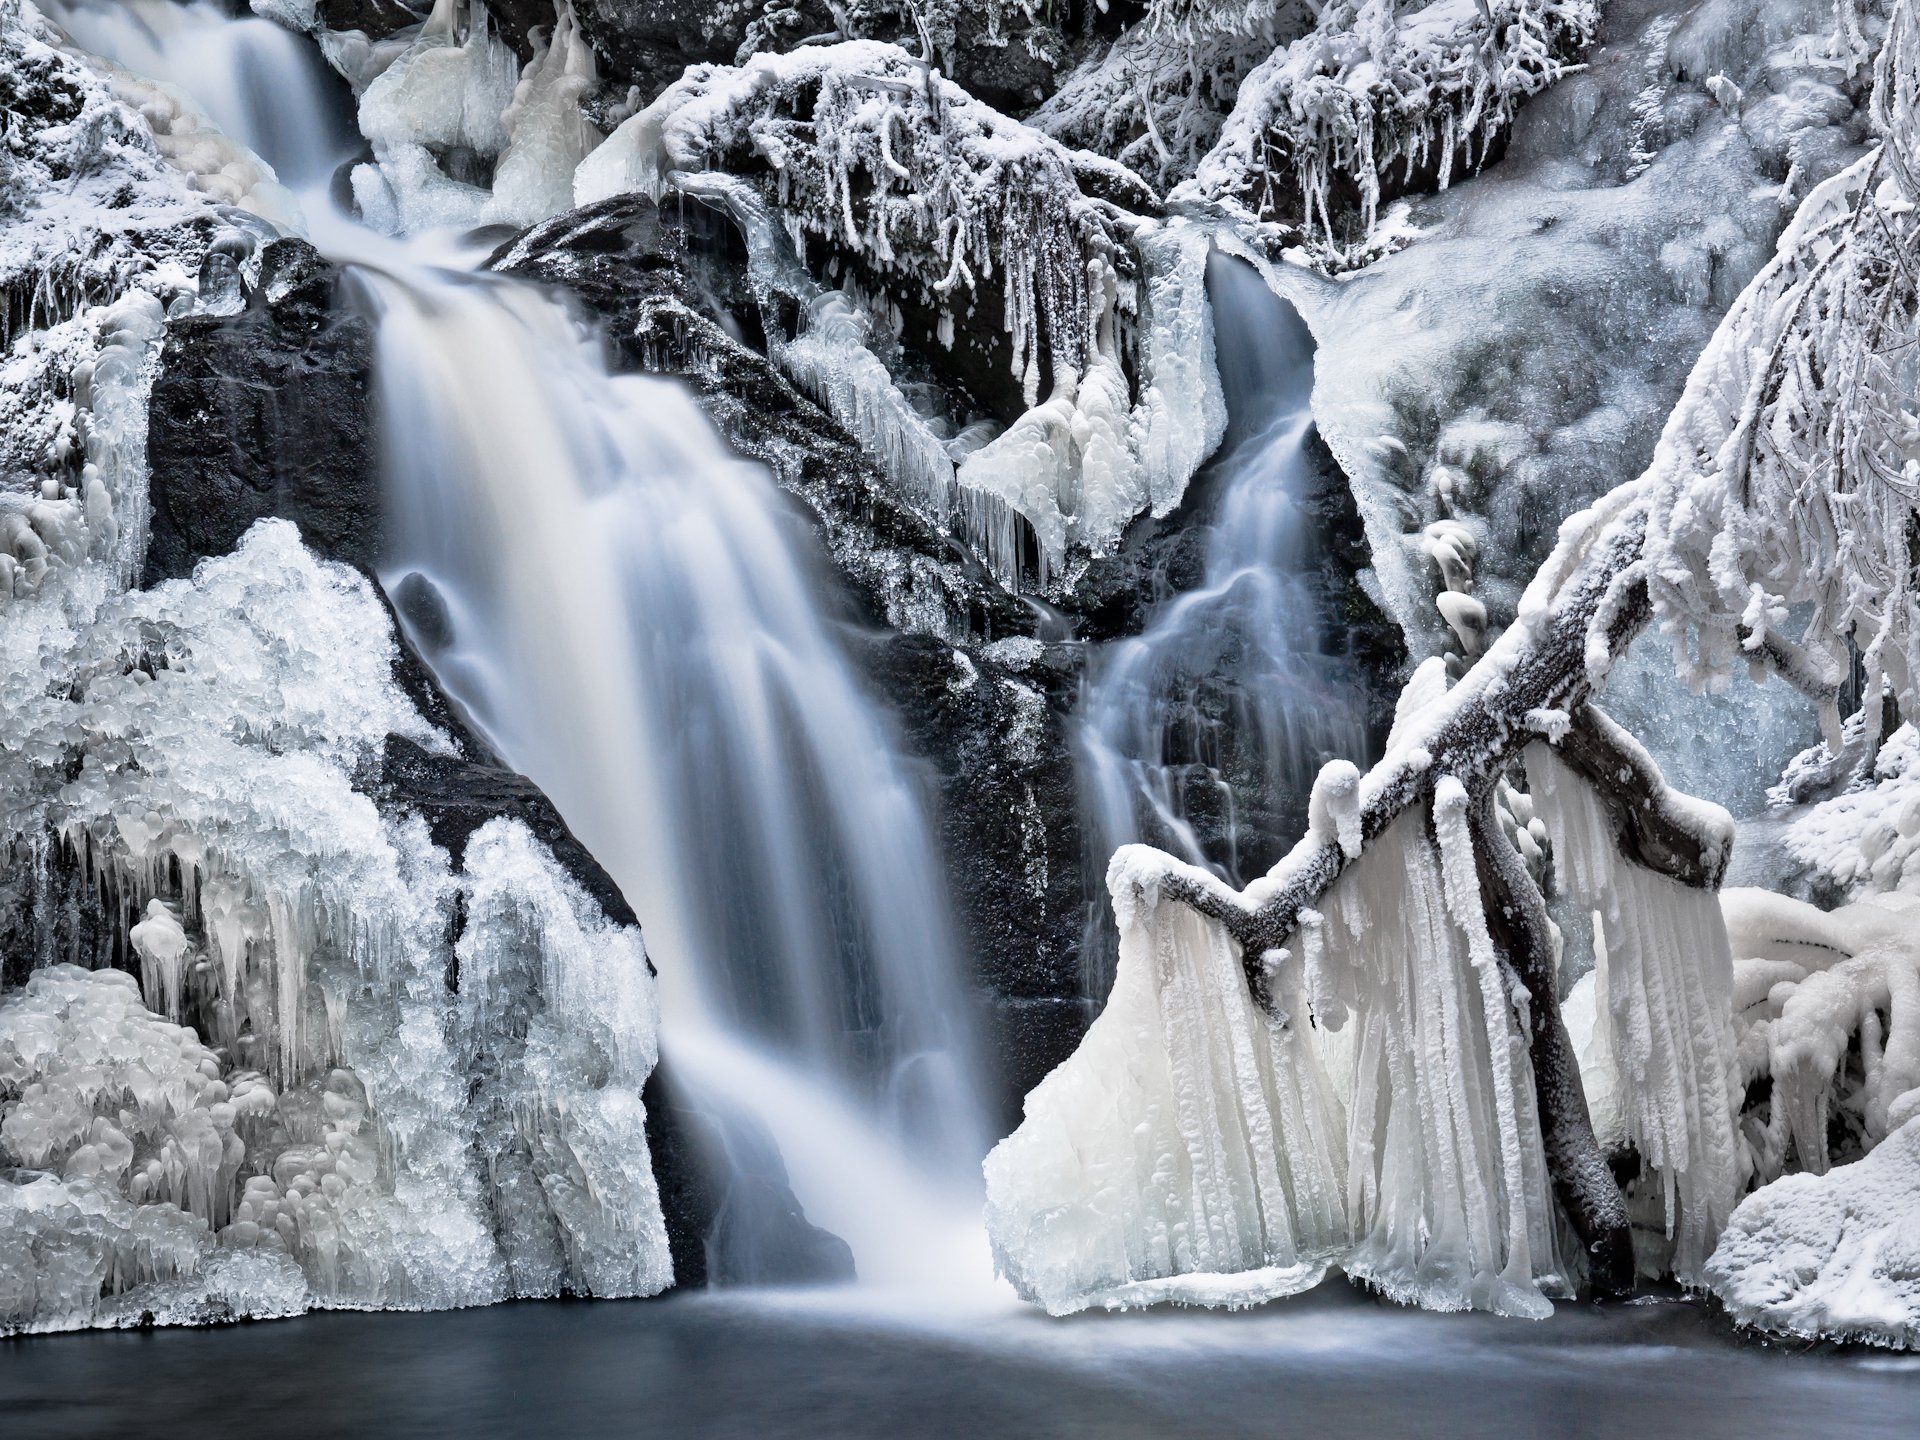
<box><xmin>985</xmin><ymin>793</ymin><xmax>1575</xmax><ymax>1317</ymax></box>
<box><xmin>350</xmin><ymin>0</ymin><xmax>520</xmax><ymax>234</ymax></box>
<box><xmin>1706</xmin><ymin>1115</ymin><xmax>1920</xmax><ymax>1349</ymax></box>
<box><xmin>574</xmin><ymin>40</ymin><xmax>1227</xmax><ymax>589</ymax></box>
<box><xmin>1526</xmin><ymin>743</ymin><xmax>1741</xmax><ymax>1282</ymax></box>
<box><xmin>482</xmin><ymin>2</ymin><xmax>602</xmax><ymax>229</ymax></box>
<box><xmin>1181</xmin><ymin>0</ymin><xmax>1597</xmax><ymax>256</ymax></box>
<box><xmin>0</xmin><ymin>520</ymin><xmax>670</xmax><ymax>1334</ymax></box>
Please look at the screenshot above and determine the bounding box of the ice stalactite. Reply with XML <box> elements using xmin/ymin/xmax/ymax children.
<box><xmin>573</xmin><ymin>40</ymin><xmax>1227</xmax><ymax>592</ymax></box>
<box><xmin>482</xmin><ymin>2</ymin><xmax>601</xmax><ymax>229</ymax></box>
<box><xmin>1526</xmin><ymin>742</ymin><xmax>1741</xmax><ymax>1284</ymax></box>
<box><xmin>985</xmin><ymin>790</ymin><xmax>1574</xmax><ymax>1317</ymax></box>
<box><xmin>982</xmin><ymin>848</ymin><xmax>1347</xmax><ymax>1316</ymax></box>
<box><xmin>350</xmin><ymin>0</ymin><xmax>519</xmax><ymax>234</ymax></box>
<box><xmin>0</xmin><ymin>517</ymin><xmax>670</xmax><ymax>1333</ymax></box>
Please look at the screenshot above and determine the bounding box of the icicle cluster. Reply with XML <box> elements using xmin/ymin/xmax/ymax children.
<box><xmin>1641</xmin><ymin>0</ymin><xmax>1920</xmax><ymax>748</ymax></box>
<box><xmin>350</xmin><ymin>0</ymin><xmax>521</xmax><ymax>233</ymax></box>
<box><xmin>1527</xmin><ymin>743</ymin><xmax>1741</xmax><ymax>1284</ymax></box>
<box><xmin>0</xmin><ymin>521</ymin><xmax>669</xmax><ymax>1334</ymax></box>
<box><xmin>1030</xmin><ymin>15</ymin><xmax>1296</xmax><ymax>193</ymax></box>
<box><xmin>577</xmin><ymin>43</ymin><xmax>1228</xmax><ymax>589</ymax></box>
<box><xmin>985</xmin><ymin>792</ymin><xmax>1571</xmax><ymax>1317</ymax></box>
<box><xmin>1180</xmin><ymin>0</ymin><xmax>1597</xmax><ymax>259</ymax></box>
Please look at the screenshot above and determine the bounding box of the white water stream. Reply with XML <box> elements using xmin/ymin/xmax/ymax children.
<box><xmin>1075</xmin><ymin>256</ymin><xmax>1370</xmax><ymax>997</ymax></box>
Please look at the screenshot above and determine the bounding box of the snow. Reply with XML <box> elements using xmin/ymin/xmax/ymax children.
<box><xmin>575</xmin><ymin>40</ymin><xmax>1227</xmax><ymax>591</ymax></box>
<box><xmin>1707</xmin><ymin>1115</ymin><xmax>1920</xmax><ymax>1349</ymax></box>
<box><xmin>1180</xmin><ymin>0</ymin><xmax>1598</xmax><ymax>257</ymax></box>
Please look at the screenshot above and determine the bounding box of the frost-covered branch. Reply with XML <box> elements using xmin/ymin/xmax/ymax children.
<box><xmin>1160</xmin><ymin>486</ymin><xmax>1655</xmax><ymax>978</ymax></box>
<box><xmin>1466</xmin><ymin>782</ymin><xmax>1633</xmax><ymax>1294</ymax></box>
<box><xmin>1178</xmin><ymin>0</ymin><xmax>1596</xmax><ymax>259</ymax></box>
<box><xmin>1643</xmin><ymin>0</ymin><xmax>1920</xmax><ymax>754</ymax></box>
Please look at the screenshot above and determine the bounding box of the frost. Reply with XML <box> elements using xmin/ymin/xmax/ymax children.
<box><xmin>1642</xmin><ymin>0</ymin><xmax>1920</xmax><ymax>737</ymax></box>
<box><xmin>1179</xmin><ymin>0</ymin><xmax>1597</xmax><ymax>259</ymax></box>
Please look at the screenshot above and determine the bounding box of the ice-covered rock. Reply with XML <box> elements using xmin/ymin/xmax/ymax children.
<box><xmin>1707</xmin><ymin>1115</ymin><xmax>1920</xmax><ymax>1348</ymax></box>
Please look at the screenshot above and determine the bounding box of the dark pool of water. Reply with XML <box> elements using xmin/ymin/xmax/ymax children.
<box><xmin>3</xmin><ymin>1284</ymin><xmax>1914</xmax><ymax>1439</ymax></box>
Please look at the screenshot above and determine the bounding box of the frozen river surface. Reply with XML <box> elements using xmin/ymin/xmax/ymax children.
<box><xmin>3</xmin><ymin>1284</ymin><xmax>1915</xmax><ymax>1438</ymax></box>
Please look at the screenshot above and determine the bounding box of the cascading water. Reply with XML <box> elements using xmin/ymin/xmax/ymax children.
<box><xmin>42</xmin><ymin>0</ymin><xmax>993</xmax><ymax>1291</ymax></box>
<box><xmin>38</xmin><ymin>0</ymin><xmax>355</xmax><ymax>189</ymax></box>
<box><xmin>360</xmin><ymin>268</ymin><xmax>992</xmax><ymax>1283</ymax></box>
<box><xmin>1076</xmin><ymin>255</ymin><xmax>1371</xmax><ymax>998</ymax></box>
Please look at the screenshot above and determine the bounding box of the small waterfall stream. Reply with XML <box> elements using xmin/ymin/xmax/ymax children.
<box><xmin>39</xmin><ymin>0</ymin><xmax>355</xmax><ymax>188</ymax></box>
<box><xmin>1076</xmin><ymin>256</ymin><xmax>1371</xmax><ymax>997</ymax></box>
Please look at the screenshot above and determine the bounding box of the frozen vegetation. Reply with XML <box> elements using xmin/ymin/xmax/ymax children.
<box><xmin>989</xmin><ymin>0</ymin><xmax>1920</xmax><ymax>1339</ymax></box>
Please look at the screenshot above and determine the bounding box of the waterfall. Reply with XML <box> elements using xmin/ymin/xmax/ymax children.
<box><xmin>1076</xmin><ymin>255</ymin><xmax>1371</xmax><ymax>998</ymax></box>
<box><xmin>42</xmin><ymin>0</ymin><xmax>993</xmax><ymax>1292</ymax></box>
<box><xmin>359</xmin><ymin>267</ymin><xmax>990</xmax><ymax>1285</ymax></box>
<box><xmin>39</xmin><ymin>0</ymin><xmax>355</xmax><ymax>189</ymax></box>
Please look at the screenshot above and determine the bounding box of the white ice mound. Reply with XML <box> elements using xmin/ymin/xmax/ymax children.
<box><xmin>0</xmin><ymin>965</ymin><xmax>311</xmax><ymax>1334</ymax></box>
<box><xmin>982</xmin><ymin>848</ymin><xmax>1346</xmax><ymax>1316</ymax></box>
<box><xmin>1707</xmin><ymin>1116</ymin><xmax>1920</xmax><ymax>1349</ymax></box>
<box><xmin>1</xmin><ymin>521</ymin><xmax>669</xmax><ymax>1332</ymax></box>
<box><xmin>985</xmin><ymin>809</ymin><xmax>1566</xmax><ymax>1318</ymax></box>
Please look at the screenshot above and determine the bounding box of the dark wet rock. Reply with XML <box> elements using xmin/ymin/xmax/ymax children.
<box><xmin>316</xmin><ymin>0</ymin><xmax>427</xmax><ymax>38</ymax></box>
<box><xmin>573</xmin><ymin>0</ymin><xmax>762</xmax><ymax>101</ymax></box>
<box><xmin>377</xmin><ymin>733</ymin><xmax>644</xmax><ymax>936</ymax></box>
<box><xmin>643</xmin><ymin>1063</ymin><xmax>857</xmax><ymax>1288</ymax></box>
<box><xmin>145</xmin><ymin>238</ymin><xmax>380</xmax><ymax>585</ymax></box>
<box><xmin>490</xmin><ymin>194</ymin><xmax>1030</xmax><ymax>643</ymax></box>
<box><xmin>851</xmin><ymin>630</ymin><xmax>1092</xmax><ymax>1131</ymax></box>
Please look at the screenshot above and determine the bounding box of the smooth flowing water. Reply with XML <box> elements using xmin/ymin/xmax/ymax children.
<box><xmin>6</xmin><ymin>1288</ymin><xmax>1917</xmax><ymax>1440</ymax></box>
<box><xmin>1076</xmin><ymin>256</ymin><xmax>1371</xmax><ymax>996</ymax></box>
<box><xmin>363</xmin><ymin>266</ymin><xmax>990</xmax><ymax>1284</ymax></box>
<box><xmin>39</xmin><ymin>0</ymin><xmax>354</xmax><ymax>188</ymax></box>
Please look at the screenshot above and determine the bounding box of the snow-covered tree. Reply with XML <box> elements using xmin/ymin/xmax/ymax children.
<box><xmin>985</xmin><ymin>0</ymin><xmax>1920</xmax><ymax>1325</ymax></box>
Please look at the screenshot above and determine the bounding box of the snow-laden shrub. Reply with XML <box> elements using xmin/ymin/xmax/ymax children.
<box><xmin>1642</xmin><ymin>0</ymin><xmax>1920</xmax><ymax>756</ymax></box>
<box><xmin>1180</xmin><ymin>0</ymin><xmax>1598</xmax><ymax>257</ymax></box>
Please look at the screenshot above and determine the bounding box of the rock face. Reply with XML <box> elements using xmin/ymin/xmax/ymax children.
<box><xmin>146</xmin><ymin>239</ymin><xmax>380</xmax><ymax>586</ymax></box>
<box><xmin>138</xmin><ymin>233</ymin><xmax>813</xmax><ymax>1289</ymax></box>
<box><xmin>573</xmin><ymin>0</ymin><xmax>763</xmax><ymax>100</ymax></box>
